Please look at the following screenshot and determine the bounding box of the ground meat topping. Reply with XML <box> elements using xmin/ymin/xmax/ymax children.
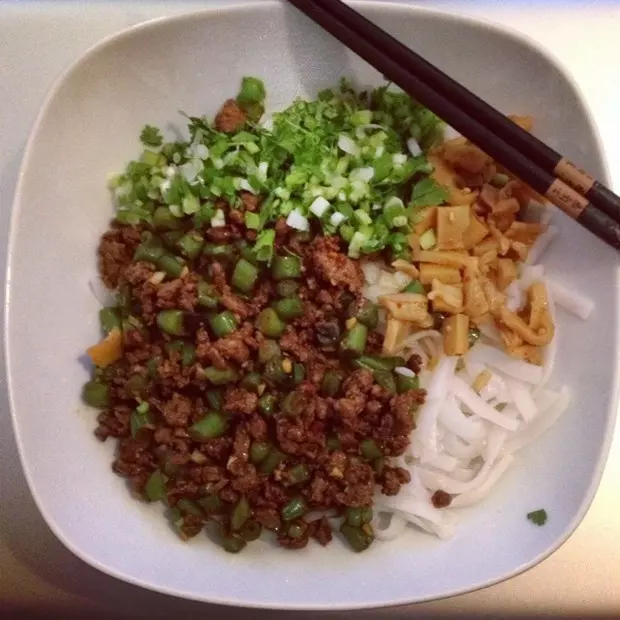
<box><xmin>214</xmin><ymin>99</ymin><xmax>247</xmax><ymax>133</ymax></box>
<box><xmin>91</xmin><ymin>208</ymin><xmax>426</xmax><ymax>553</ymax></box>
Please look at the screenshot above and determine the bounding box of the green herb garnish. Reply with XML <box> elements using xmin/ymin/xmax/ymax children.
<box><xmin>139</xmin><ymin>125</ymin><xmax>163</xmax><ymax>148</ymax></box>
<box><xmin>527</xmin><ymin>509</ymin><xmax>548</xmax><ymax>526</ymax></box>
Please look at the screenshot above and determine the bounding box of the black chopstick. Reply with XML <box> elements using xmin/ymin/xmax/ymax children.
<box><xmin>287</xmin><ymin>0</ymin><xmax>620</xmax><ymax>251</ymax></box>
<box><xmin>307</xmin><ymin>0</ymin><xmax>620</xmax><ymax>225</ymax></box>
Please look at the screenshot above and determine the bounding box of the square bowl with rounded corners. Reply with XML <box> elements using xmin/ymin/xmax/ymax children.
<box><xmin>6</xmin><ymin>0</ymin><xmax>619</xmax><ymax>610</ymax></box>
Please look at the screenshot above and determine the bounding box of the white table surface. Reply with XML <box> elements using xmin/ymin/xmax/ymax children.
<box><xmin>2</xmin><ymin>1</ymin><xmax>620</xmax><ymax>616</ymax></box>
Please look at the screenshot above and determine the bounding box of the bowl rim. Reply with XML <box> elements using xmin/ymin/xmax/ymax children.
<box><xmin>5</xmin><ymin>0</ymin><xmax>619</xmax><ymax>610</ymax></box>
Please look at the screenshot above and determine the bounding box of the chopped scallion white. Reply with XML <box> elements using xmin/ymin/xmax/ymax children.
<box><xmin>310</xmin><ymin>196</ymin><xmax>331</xmax><ymax>217</ymax></box>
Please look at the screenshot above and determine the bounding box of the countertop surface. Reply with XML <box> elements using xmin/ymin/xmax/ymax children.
<box><xmin>1</xmin><ymin>1</ymin><xmax>620</xmax><ymax>617</ymax></box>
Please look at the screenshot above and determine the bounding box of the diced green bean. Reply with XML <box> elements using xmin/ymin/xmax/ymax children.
<box><xmin>287</xmin><ymin>522</ymin><xmax>306</xmax><ymax>539</ymax></box>
<box><xmin>161</xmin><ymin>230</ymin><xmax>185</xmax><ymax>248</ymax></box>
<box><xmin>360</xmin><ymin>438</ymin><xmax>383</xmax><ymax>460</ymax></box>
<box><xmin>176</xmin><ymin>230</ymin><xmax>204</xmax><ymax>260</ymax></box>
<box><xmin>236</xmin><ymin>240</ymin><xmax>260</xmax><ymax>266</ymax></box>
<box><xmin>209</xmin><ymin>310</ymin><xmax>238</xmax><ymax>338</ymax></box>
<box><xmin>163</xmin><ymin>461</ymin><xmax>181</xmax><ymax>478</ymax></box>
<box><xmin>181</xmin><ymin>342</ymin><xmax>196</xmax><ymax>367</ymax></box>
<box><xmin>197</xmin><ymin>494</ymin><xmax>221</xmax><ymax>514</ymax></box>
<box><xmin>256</xmin><ymin>308</ymin><xmax>286</xmax><ymax>338</ymax></box>
<box><xmin>396</xmin><ymin>373</ymin><xmax>420</xmax><ymax>393</ymax></box>
<box><xmin>349</xmin><ymin>300</ymin><xmax>379</xmax><ymax>329</ymax></box>
<box><xmin>326</xmin><ymin>435</ymin><xmax>341</xmax><ymax>451</ymax></box>
<box><xmin>202</xmin><ymin>366</ymin><xmax>239</xmax><ymax>385</ymax></box>
<box><xmin>281</xmin><ymin>392</ymin><xmax>306</xmax><ymax>417</ymax></box>
<box><xmin>259</xmin><ymin>449</ymin><xmax>285</xmax><ymax>474</ymax></box>
<box><xmin>117</xmin><ymin>283</ymin><xmax>132</xmax><ymax>316</ymax></box>
<box><xmin>372</xmin><ymin>456</ymin><xmax>386</xmax><ymax>475</ymax></box>
<box><xmin>258</xmin><ymin>393</ymin><xmax>277</xmax><ymax>416</ymax></box>
<box><xmin>134</xmin><ymin>244</ymin><xmax>165</xmax><ymax>264</ymax></box>
<box><xmin>82</xmin><ymin>381</ymin><xmax>110</xmax><ymax>408</ymax></box>
<box><xmin>122</xmin><ymin>315</ymin><xmax>144</xmax><ymax>337</ymax></box>
<box><xmin>130</xmin><ymin>402</ymin><xmax>153</xmax><ymax>437</ymax></box>
<box><xmin>272</xmin><ymin>255</ymin><xmax>301</xmax><ymax>280</ymax></box>
<box><xmin>146</xmin><ymin>356</ymin><xmax>161</xmax><ymax>378</ymax></box>
<box><xmin>126</xmin><ymin>373</ymin><xmax>147</xmax><ymax>397</ymax></box>
<box><xmin>176</xmin><ymin>498</ymin><xmax>204</xmax><ymax>517</ymax></box>
<box><xmin>221</xmin><ymin>534</ymin><xmax>247</xmax><ymax>553</ymax></box>
<box><xmin>258</xmin><ymin>339</ymin><xmax>281</xmax><ymax>364</ymax></box>
<box><xmin>231</xmin><ymin>496</ymin><xmax>251</xmax><ymax>531</ymax></box>
<box><xmin>232</xmin><ymin>258</ymin><xmax>259</xmax><ymax>294</ymax></box>
<box><xmin>281</xmin><ymin>497</ymin><xmax>307</xmax><ymax>521</ymax></box>
<box><xmin>320</xmin><ymin>371</ymin><xmax>342</xmax><ymax>397</ymax></box>
<box><xmin>353</xmin><ymin>356</ymin><xmax>396</xmax><ymax>372</ymax></box>
<box><xmin>145</xmin><ymin>469</ymin><xmax>167</xmax><ymax>502</ymax></box>
<box><xmin>203</xmin><ymin>243</ymin><xmax>235</xmax><ymax>259</ymax></box>
<box><xmin>157</xmin><ymin>254</ymin><xmax>185</xmax><ymax>278</ymax></box>
<box><xmin>140</xmin><ymin>231</ymin><xmax>163</xmax><ymax>247</ymax></box>
<box><xmin>286</xmin><ymin>464</ymin><xmax>310</xmax><ymax>486</ymax></box>
<box><xmin>403</xmin><ymin>280</ymin><xmax>425</xmax><ymax>294</ymax></box>
<box><xmin>373</xmin><ymin>370</ymin><xmax>397</xmax><ymax>393</ymax></box>
<box><xmin>276</xmin><ymin>280</ymin><xmax>300</xmax><ymax>298</ymax></box>
<box><xmin>249</xmin><ymin>441</ymin><xmax>271</xmax><ymax>464</ymax></box>
<box><xmin>240</xmin><ymin>520</ymin><xmax>262</xmax><ymax>542</ymax></box>
<box><xmin>197</xmin><ymin>281</ymin><xmax>220</xmax><ymax>309</ymax></box>
<box><xmin>153</xmin><ymin>206</ymin><xmax>183</xmax><ymax>230</ymax></box>
<box><xmin>293</xmin><ymin>363</ymin><xmax>305</xmax><ymax>386</ymax></box>
<box><xmin>99</xmin><ymin>307</ymin><xmax>122</xmax><ymax>335</ymax></box>
<box><xmin>340</xmin><ymin>523</ymin><xmax>374</xmax><ymax>552</ymax></box>
<box><xmin>189</xmin><ymin>411</ymin><xmax>228</xmax><ymax>440</ymax></box>
<box><xmin>273</xmin><ymin>297</ymin><xmax>304</xmax><ymax>322</ymax></box>
<box><xmin>157</xmin><ymin>309</ymin><xmax>184</xmax><ymax>336</ymax></box>
<box><xmin>206</xmin><ymin>390</ymin><xmax>223</xmax><ymax>410</ymax></box>
<box><xmin>240</xmin><ymin>372</ymin><xmax>262</xmax><ymax>393</ymax></box>
<box><xmin>340</xmin><ymin>323</ymin><xmax>368</xmax><ymax>358</ymax></box>
<box><xmin>344</xmin><ymin>506</ymin><xmax>373</xmax><ymax>528</ymax></box>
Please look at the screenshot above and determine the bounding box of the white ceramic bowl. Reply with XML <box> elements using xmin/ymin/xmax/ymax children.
<box><xmin>6</xmin><ymin>0</ymin><xmax>619</xmax><ymax>610</ymax></box>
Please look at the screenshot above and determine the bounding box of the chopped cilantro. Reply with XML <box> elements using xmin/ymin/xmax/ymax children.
<box><xmin>111</xmin><ymin>78</ymin><xmax>448</xmax><ymax>256</ymax></box>
<box><xmin>527</xmin><ymin>509</ymin><xmax>548</xmax><ymax>526</ymax></box>
<box><xmin>410</xmin><ymin>177</ymin><xmax>449</xmax><ymax>208</ymax></box>
<box><xmin>139</xmin><ymin>125</ymin><xmax>163</xmax><ymax>148</ymax></box>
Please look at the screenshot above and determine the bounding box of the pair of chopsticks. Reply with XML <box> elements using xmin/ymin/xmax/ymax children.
<box><xmin>287</xmin><ymin>0</ymin><xmax>620</xmax><ymax>251</ymax></box>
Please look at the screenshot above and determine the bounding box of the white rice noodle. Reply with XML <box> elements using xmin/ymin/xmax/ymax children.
<box><xmin>375</xmin><ymin>494</ymin><xmax>455</xmax><ymax>540</ymax></box>
<box><xmin>411</xmin><ymin>357</ymin><xmax>458</xmax><ymax>459</ymax></box>
<box><xmin>504</xmin><ymin>281</ymin><xmax>524</xmax><ymax>312</ymax></box>
<box><xmin>448</xmin><ymin>465</ymin><xmax>478</xmax><ymax>482</ymax></box>
<box><xmin>466</xmin><ymin>344</ymin><xmax>543</xmax><ymax>385</ymax></box>
<box><xmin>438</xmin><ymin>395</ymin><xmax>486</xmax><ymax>442</ymax></box>
<box><xmin>478</xmin><ymin>371</ymin><xmax>511</xmax><ymax>404</ymax></box>
<box><xmin>506</xmin><ymin>377</ymin><xmax>538</xmax><ymax>422</ymax></box>
<box><xmin>502</xmin><ymin>387</ymin><xmax>569</xmax><ymax>455</ymax></box>
<box><xmin>421</xmin><ymin>451</ymin><xmax>459</xmax><ymax>472</ymax></box>
<box><xmin>449</xmin><ymin>455</ymin><xmax>515</xmax><ymax>508</ymax></box>
<box><xmin>442</xmin><ymin>432</ymin><xmax>481</xmax><ymax>460</ymax></box>
<box><xmin>450</xmin><ymin>376</ymin><xmax>520</xmax><ymax>431</ymax></box>
<box><xmin>393</xmin><ymin>329</ymin><xmax>443</xmax><ymax>356</ymax></box>
<box><xmin>518</xmin><ymin>264</ymin><xmax>545</xmax><ymax>290</ymax></box>
<box><xmin>477</xmin><ymin>321</ymin><xmax>502</xmax><ymax>344</ymax></box>
<box><xmin>545</xmin><ymin>276</ymin><xmax>594</xmax><ymax>320</ymax></box>
<box><xmin>526</xmin><ymin>225</ymin><xmax>558</xmax><ymax>265</ymax></box>
<box><xmin>89</xmin><ymin>278</ymin><xmax>116</xmax><ymax>307</ymax></box>
<box><xmin>372</xmin><ymin>512</ymin><xmax>408</xmax><ymax>541</ymax></box>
